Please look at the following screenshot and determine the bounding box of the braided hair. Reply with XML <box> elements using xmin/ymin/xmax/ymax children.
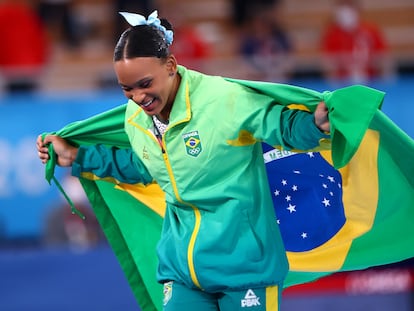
<box><xmin>114</xmin><ymin>18</ymin><xmax>173</xmax><ymax>61</ymax></box>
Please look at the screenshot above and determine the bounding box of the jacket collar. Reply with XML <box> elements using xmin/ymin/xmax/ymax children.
<box><xmin>169</xmin><ymin>65</ymin><xmax>191</xmax><ymax>126</ymax></box>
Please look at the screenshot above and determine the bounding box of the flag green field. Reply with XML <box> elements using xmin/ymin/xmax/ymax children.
<box><xmin>43</xmin><ymin>82</ymin><xmax>414</xmax><ymax>311</ymax></box>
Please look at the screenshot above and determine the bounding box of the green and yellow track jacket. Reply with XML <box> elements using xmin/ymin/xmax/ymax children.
<box><xmin>72</xmin><ymin>66</ymin><xmax>329</xmax><ymax>292</ymax></box>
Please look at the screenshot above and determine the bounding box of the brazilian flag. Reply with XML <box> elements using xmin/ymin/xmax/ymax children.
<box><xmin>44</xmin><ymin>81</ymin><xmax>414</xmax><ymax>311</ymax></box>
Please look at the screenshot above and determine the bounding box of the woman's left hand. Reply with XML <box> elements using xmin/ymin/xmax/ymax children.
<box><xmin>314</xmin><ymin>102</ymin><xmax>330</xmax><ymax>132</ymax></box>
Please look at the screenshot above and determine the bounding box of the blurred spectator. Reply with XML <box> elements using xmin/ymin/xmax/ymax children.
<box><xmin>166</xmin><ymin>10</ymin><xmax>213</xmax><ymax>72</ymax></box>
<box><xmin>320</xmin><ymin>0</ymin><xmax>394</xmax><ymax>83</ymax></box>
<box><xmin>0</xmin><ymin>0</ymin><xmax>49</xmax><ymax>93</ymax></box>
<box><xmin>37</xmin><ymin>0</ymin><xmax>81</xmax><ymax>48</ymax></box>
<box><xmin>231</xmin><ymin>0</ymin><xmax>279</xmax><ymax>26</ymax></box>
<box><xmin>238</xmin><ymin>5</ymin><xmax>294</xmax><ymax>82</ymax></box>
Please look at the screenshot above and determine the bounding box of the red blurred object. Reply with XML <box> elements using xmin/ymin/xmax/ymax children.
<box><xmin>0</xmin><ymin>1</ymin><xmax>49</xmax><ymax>91</ymax></box>
<box><xmin>284</xmin><ymin>268</ymin><xmax>414</xmax><ymax>296</ymax></box>
<box><xmin>170</xmin><ymin>25</ymin><xmax>212</xmax><ymax>71</ymax></box>
<box><xmin>321</xmin><ymin>22</ymin><xmax>387</xmax><ymax>80</ymax></box>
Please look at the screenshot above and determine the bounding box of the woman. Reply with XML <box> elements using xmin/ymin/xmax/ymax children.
<box><xmin>37</xmin><ymin>10</ymin><xmax>329</xmax><ymax>311</ymax></box>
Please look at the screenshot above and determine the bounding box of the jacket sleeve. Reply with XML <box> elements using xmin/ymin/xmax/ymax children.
<box><xmin>235</xmin><ymin>91</ymin><xmax>329</xmax><ymax>150</ymax></box>
<box><xmin>226</xmin><ymin>82</ymin><xmax>329</xmax><ymax>151</ymax></box>
<box><xmin>278</xmin><ymin>108</ymin><xmax>330</xmax><ymax>150</ymax></box>
<box><xmin>71</xmin><ymin>144</ymin><xmax>153</xmax><ymax>185</ymax></box>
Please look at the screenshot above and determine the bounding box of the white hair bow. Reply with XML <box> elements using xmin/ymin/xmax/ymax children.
<box><xmin>119</xmin><ymin>10</ymin><xmax>174</xmax><ymax>45</ymax></box>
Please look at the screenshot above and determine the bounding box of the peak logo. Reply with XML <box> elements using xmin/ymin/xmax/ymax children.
<box><xmin>241</xmin><ymin>289</ymin><xmax>261</xmax><ymax>307</ymax></box>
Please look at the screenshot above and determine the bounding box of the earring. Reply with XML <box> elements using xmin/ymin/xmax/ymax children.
<box><xmin>169</xmin><ymin>72</ymin><xmax>175</xmax><ymax>77</ymax></box>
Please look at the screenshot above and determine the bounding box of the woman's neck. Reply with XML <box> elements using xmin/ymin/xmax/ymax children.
<box><xmin>159</xmin><ymin>73</ymin><xmax>181</xmax><ymax>122</ymax></box>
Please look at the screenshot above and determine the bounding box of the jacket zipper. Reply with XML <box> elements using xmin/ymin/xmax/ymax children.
<box><xmin>127</xmin><ymin>84</ymin><xmax>202</xmax><ymax>288</ymax></box>
<box><xmin>158</xmin><ymin>124</ymin><xmax>202</xmax><ymax>289</ymax></box>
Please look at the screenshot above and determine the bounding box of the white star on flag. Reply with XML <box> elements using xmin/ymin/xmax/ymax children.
<box><xmin>322</xmin><ymin>197</ymin><xmax>330</xmax><ymax>207</ymax></box>
<box><xmin>287</xmin><ymin>204</ymin><xmax>296</xmax><ymax>213</ymax></box>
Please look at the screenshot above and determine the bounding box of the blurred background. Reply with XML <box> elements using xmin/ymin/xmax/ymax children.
<box><xmin>0</xmin><ymin>0</ymin><xmax>413</xmax><ymax>310</ymax></box>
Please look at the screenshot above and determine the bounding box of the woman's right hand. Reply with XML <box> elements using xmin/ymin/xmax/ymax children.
<box><xmin>36</xmin><ymin>135</ymin><xmax>78</xmax><ymax>167</ymax></box>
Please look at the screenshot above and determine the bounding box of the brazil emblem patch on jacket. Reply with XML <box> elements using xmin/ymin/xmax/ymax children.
<box><xmin>183</xmin><ymin>130</ymin><xmax>202</xmax><ymax>157</ymax></box>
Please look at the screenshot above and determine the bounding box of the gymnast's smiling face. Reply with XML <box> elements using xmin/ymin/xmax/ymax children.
<box><xmin>114</xmin><ymin>55</ymin><xmax>179</xmax><ymax>121</ymax></box>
